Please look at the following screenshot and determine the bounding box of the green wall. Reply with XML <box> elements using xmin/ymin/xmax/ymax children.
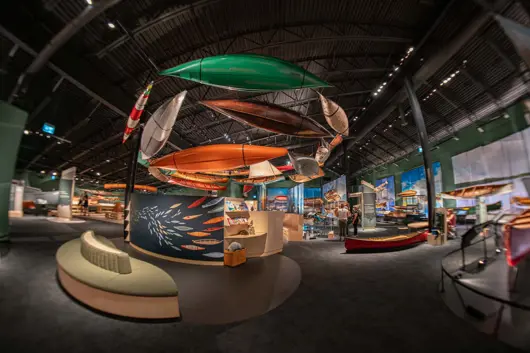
<box><xmin>1</xmin><ymin>101</ymin><xmax>28</xmax><ymax>241</ymax></box>
<box><xmin>355</xmin><ymin>101</ymin><xmax>529</xmax><ymax>207</ymax></box>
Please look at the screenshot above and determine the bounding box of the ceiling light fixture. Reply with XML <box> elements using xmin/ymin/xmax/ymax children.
<box><xmin>24</xmin><ymin>130</ymin><xmax>29</xmax><ymax>135</ymax></box>
<box><xmin>477</xmin><ymin>127</ymin><xmax>485</xmax><ymax>133</ymax></box>
<box><xmin>40</xmin><ymin>170</ymin><xmax>45</xmax><ymax>174</ymax></box>
<box><xmin>107</xmin><ymin>22</ymin><xmax>116</xmax><ymax>29</ymax></box>
<box><xmin>52</xmin><ymin>172</ymin><xmax>57</xmax><ymax>176</ymax></box>
<box><xmin>86</xmin><ymin>0</ymin><xmax>93</xmax><ymax>4</ymax></box>
<box><xmin>106</xmin><ymin>159</ymin><xmax>110</xmax><ymax>162</ymax></box>
<box><xmin>96</xmin><ymin>172</ymin><xmax>101</xmax><ymax>176</ymax></box>
<box><xmin>503</xmin><ymin>113</ymin><xmax>510</xmax><ymax>119</ymax></box>
<box><xmin>453</xmin><ymin>136</ymin><xmax>460</xmax><ymax>141</ymax></box>
<box><xmin>373</xmin><ymin>92</ymin><xmax>378</xmax><ymax>96</ymax></box>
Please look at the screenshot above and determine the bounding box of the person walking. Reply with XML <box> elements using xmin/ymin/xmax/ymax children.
<box><xmin>82</xmin><ymin>194</ymin><xmax>89</xmax><ymax>216</ymax></box>
<box><xmin>335</xmin><ymin>203</ymin><xmax>351</xmax><ymax>241</ymax></box>
<box><xmin>352</xmin><ymin>206</ymin><xmax>361</xmax><ymax>236</ymax></box>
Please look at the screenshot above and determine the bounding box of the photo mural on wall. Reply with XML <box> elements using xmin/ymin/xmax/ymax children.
<box><xmin>376</xmin><ymin>176</ymin><xmax>395</xmax><ymax>213</ymax></box>
<box><xmin>130</xmin><ymin>193</ymin><xmax>225</xmax><ymax>263</ymax></box>
<box><xmin>401</xmin><ymin>162</ymin><xmax>442</xmax><ymax>213</ymax></box>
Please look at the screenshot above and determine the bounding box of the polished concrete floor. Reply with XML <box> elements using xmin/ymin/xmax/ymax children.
<box><xmin>0</xmin><ymin>216</ymin><xmax>524</xmax><ymax>353</ymax></box>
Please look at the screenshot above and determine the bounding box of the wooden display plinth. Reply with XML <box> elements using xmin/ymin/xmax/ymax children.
<box><xmin>224</xmin><ymin>248</ymin><xmax>247</xmax><ymax>267</ymax></box>
<box><xmin>427</xmin><ymin>232</ymin><xmax>447</xmax><ymax>246</ymax></box>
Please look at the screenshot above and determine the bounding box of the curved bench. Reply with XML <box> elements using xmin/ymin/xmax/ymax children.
<box><xmin>56</xmin><ymin>230</ymin><xmax>179</xmax><ymax>319</ymax></box>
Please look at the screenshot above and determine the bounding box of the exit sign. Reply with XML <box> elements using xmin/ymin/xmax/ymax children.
<box><xmin>42</xmin><ymin>123</ymin><xmax>55</xmax><ymax>135</ymax></box>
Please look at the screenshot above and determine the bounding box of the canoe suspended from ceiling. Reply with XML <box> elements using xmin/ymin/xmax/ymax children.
<box><xmin>103</xmin><ymin>184</ymin><xmax>157</xmax><ymax>193</ymax></box>
<box><xmin>200</xmin><ymin>169</ymin><xmax>249</xmax><ymax>177</ymax></box>
<box><xmin>504</xmin><ymin>210</ymin><xmax>530</xmax><ymax>266</ymax></box>
<box><xmin>123</xmin><ymin>81</ymin><xmax>153</xmax><ymax>143</ymax></box>
<box><xmin>289</xmin><ymin>168</ymin><xmax>325</xmax><ymax>183</ymax></box>
<box><xmin>441</xmin><ymin>183</ymin><xmax>513</xmax><ymax>199</ymax></box>
<box><xmin>512</xmin><ymin>196</ymin><xmax>530</xmax><ymax>208</ymax></box>
<box><xmin>318</xmin><ymin>94</ymin><xmax>349</xmax><ymax>136</ymax></box>
<box><xmin>200</xmin><ymin>100</ymin><xmax>331</xmax><ymax>138</ymax></box>
<box><xmin>233</xmin><ymin>176</ymin><xmax>283</xmax><ymax>184</ymax></box>
<box><xmin>276</xmin><ymin>165</ymin><xmax>294</xmax><ymax>172</ymax></box>
<box><xmin>148</xmin><ymin>167</ymin><xmax>227</xmax><ymax>191</ymax></box>
<box><xmin>315</xmin><ymin>134</ymin><xmax>343</xmax><ymax>166</ymax></box>
<box><xmin>289</xmin><ymin>153</ymin><xmax>319</xmax><ymax>177</ymax></box>
<box><xmin>171</xmin><ymin>170</ymin><xmax>228</xmax><ymax>184</ymax></box>
<box><xmin>140</xmin><ymin>91</ymin><xmax>187</xmax><ymax>159</ymax></box>
<box><xmin>150</xmin><ymin>144</ymin><xmax>288</xmax><ymax>172</ymax></box>
<box><xmin>248</xmin><ymin>161</ymin><xmax>282</xmax><ymax>179</ymax></box>
<box><xmin>243</xmin><ymin>185</ymin><xmax>254</xmax><ymax>194</ymax></box>
<box><xmin>159</xmin><ymin>54</ymin><xmax>331</xmax><ymax>92</ymax></box>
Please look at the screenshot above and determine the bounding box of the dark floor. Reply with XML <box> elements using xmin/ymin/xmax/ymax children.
<box><xmin>0</xmin><ymin>217</ymin><xmax>524</xmax><ymax>353</ymax></box>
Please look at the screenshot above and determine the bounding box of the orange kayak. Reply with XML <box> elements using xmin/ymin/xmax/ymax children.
<box><xmin>150</xmin><ymin>144</ymin><xmax>288</xmax><ymax>172</ymax></box>
<box><xmin>172</xmin><ymin>170</ymin><xmax>229</xmax><ymax>184</ymax></box>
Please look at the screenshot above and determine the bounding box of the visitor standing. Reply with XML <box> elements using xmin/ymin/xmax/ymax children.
<box><xmin>335</xmin><ymin>203</ymin><xmax>351</xmax><ymax>241</ymax></box>
<box><xmin>83</xmin><ymin>194</ymin><xmax>89</xmax><ymax>216</ymax></box>
<box><xmin>352</xmin><ymin>206</ymin><xmax>361</xmax><ymax>236</ymax></box>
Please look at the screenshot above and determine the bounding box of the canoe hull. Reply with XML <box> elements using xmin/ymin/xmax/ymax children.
<box><xmin>159</xmin><ymin>54</ymin><xmax>331</xmax><ymax>92</ymax></box>
<box><xmin>318</xmin><ymin>94</ymin><xmax>349</xmax><ymax>136</ymax></box>
<box><xmin>150</xmin><ymin>144</ymin><xmax>288</xmax><ymax>172</ymax></box>
<box><xmin>200</xmin><ymin>100</ymin><xmax>331</xmax><ymax>138</ymax></box>
<box><xmin>345</xmin><ymin>231</ymin><xmax>428</xmax><ymax>251</ymax></box>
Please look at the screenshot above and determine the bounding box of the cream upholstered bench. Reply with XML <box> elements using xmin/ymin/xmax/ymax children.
<box><xmin>56</xmin><ymin>230</ymin><xmax>179</xmax><ymax>319</ymax></box>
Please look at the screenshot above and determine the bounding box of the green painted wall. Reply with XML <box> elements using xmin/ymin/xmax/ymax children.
<box><xmin>355</xmin><ymin>101</ymin><xmax>529</xmax><ymax>207</ymax></box>
<box><xmin>1</xmin><ymin>102</ymin><xmax>28</xmax><ymax>241</ymax></box>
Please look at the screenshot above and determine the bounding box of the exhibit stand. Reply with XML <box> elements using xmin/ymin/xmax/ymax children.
<box><xmin>130</xmin><ymin>194</ymin><xmax>284</xmax><ymax>266</ymax></box>
<box><xmin>9</xmin><ymin>180</ymin><xmax>24</xmax><ymax>218</ymax></box>
<box><xmin>361</xmin><ymin>181</ymin><xmax>376</xmax><ymax>230</ymax></box>
<box><xmin>57</xmin><ymin>167</ymin><xmax>76</xmax><ymax>220</ymax></box>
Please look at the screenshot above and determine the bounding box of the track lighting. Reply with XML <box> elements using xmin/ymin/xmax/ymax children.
<box><xmin>107</xmin><ymin>22</ymin><xmax>116</xmax><ymax>29</ymax></box>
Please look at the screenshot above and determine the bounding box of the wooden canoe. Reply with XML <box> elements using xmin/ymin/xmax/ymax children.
<box><xmin>398</xmin><ymin>190</ymin><xmax>417</xmax><ymax>197</ymax></box>
<box><xmin>201</xmin><ymin>169</ymin><xmax>249</xmax><ymax>176</ymax></box>
<box><xmin>200</xmin><ymin>99</ymin><xmax>331</xmax><ymax>138</ymax></box>
<box><xmin>289</xmin><ymin>168</ymin><xmax>325</xmax><ymax>183</ymax></box>
<box><xmin>345</xmin><ymin>231</ymin><xmax>428</xmax><ymax>251</ymax></box>
<box><xmin>441</xmin><ymin>183</ymin><xmax>512</xmax><ymax>199</ymax></box>
<box><xmin>159</xmin><ymin>54</ymin><xmax>331</xmax><ymax>92</ymax></box>
<box><xmin>172</xmin><ymin>170</ymin><xmax>228</xmax><ymax>184</ymax></box>
<box><xmin>318</xmin><ymin>94</ymin><xmax>349</xmax><ymax>136</ymax></box>
<box><xmin>512</xmin><ymin>196</ymin><xmax>530</xmax><ymax>207</ymax></box>
<box><xmin>150</xmin><ymin>144</ymin><xmax>288</xmax><ymax>172</ymax></box>
<box><xmin>234</xmin><ymin>176</ymin><xmax>283</xmax><ymax>184</ymax></box>
<box><xmin>148</xmin><ymin>167</ymin><xmax>227</xmax><ymax>191</ymax></box>
<box><xmin>104</xmin><ymin>183</ymin><xmax>157</xmax><ymax>193</ymax></box>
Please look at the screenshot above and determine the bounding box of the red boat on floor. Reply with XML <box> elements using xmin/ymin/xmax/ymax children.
<box><xmin>345</xmin><ymin>231</ymin><xmax>428</xmax><ymax>251</ymax></box>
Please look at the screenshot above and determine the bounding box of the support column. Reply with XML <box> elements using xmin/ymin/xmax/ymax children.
<box><xmin>404</xmin><ymin>77</ymin><xmax>436</xmax><ymax>230</ymax></box>
<box><xmin>124</xmin><ymin>128</ymin><xmax>141</xmax><ymax>240</ymax></box>
<box><xmin>0</xmin><ymin>102</ymin><xmax>28</xmax><ymax>242</ymax></box>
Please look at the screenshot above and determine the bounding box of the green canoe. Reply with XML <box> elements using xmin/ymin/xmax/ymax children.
<box><xmin>159</xmin><ymin>54</ymin><xmax>331</xmax><ymax>91</ymax></box>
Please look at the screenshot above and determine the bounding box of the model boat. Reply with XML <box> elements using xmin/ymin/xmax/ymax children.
<box><xmin>441</xmin><ymin>183</ymin><xmax>513</xmax><ymax>199</ymax></box>
<box><xmin>148</xmin><ymin>167</ymin><xmax>227</xmax><ymax>191</ymax></box>
<box><xmin>140</xmin><ymin>91</ymin><xmax>187</xmax><ymax>159</ymax></box>
<box><xmin>150</xmin><ymin>144</ymin><xmax>288</xmax><ymax>172</ymax></box>
<box><xmin>345</xmin><ymin>230</ymin><xmax>428</xmax><ymax>251</ymax></box>
<box><xmin>398</xmin><ymin>190</ymin><xmax>417</xmax><ymax>197</ymax></box>
<box><xmin>200</xmin><ymin>100</ymin><xmax>331</xmax><ymax>138</ymax></box>
<box><xmin>234</xmin><ymin>176</ymin><xmax>283</xmax><ymax>184</ymax></box>
<box><xmin>123</xmin><ymin>81</ymin><xmax>153</xmax><ymax>143</ymax></box>
<box><xmin>324</xmin><ymin>189</ymin><xmax>341</xmax><ymax>202</ymax></box>
<box><xmin>289</xmin><ymin>168</ymin><xmax>324</xmax><ymax>183</ymax></box>
<box><xmin>171</xmin><ymin>170</ymin><xmax>228</xmax><ymax>184</ymax></box>
<box><xmin>159</xmin><ymin>54</ymin><xmax>331</xmax><ymax>91</ymax></box>
<box><xmin>504</xmin><ymin>210</ymin><xmax>530</xmax><ymax>266</ymax></box>
<box><xmin>318</xmin><ymin>93</ymin><xmax>349</xmax><ymax>136</ymax></box>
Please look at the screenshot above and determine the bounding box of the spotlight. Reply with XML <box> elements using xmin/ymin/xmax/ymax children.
<box><xmin>503</xmin><ymin>113</ymin><xmax>510</xmax><ymax>119</ymax></box>
<box><xmin>96</xmin><ymin>172</ymin><xmax>101</xmax><ymax>176</ymax></box>
<box><xmin>408</xmin><ymin>47</ymin><xmax>414</xmax><ymax>53</ymax></box>
<box><xmin>106</xmin><ymin>159</ymin><xmax>110</xmax><ymax>162</ymax></box>
<box><xmin>394</xmin><ymin>66</ymin><xmax>399</xmax><ymax>72</ymax></box>
<box><xmin>57</xmin><ymin>141</ymin><xmax>62</xmax><ymax>145</ymax></box>
<box><xmin>388</xmin><ymin>73</ymin><xmax>393</xmax><ymax>77</ymax></box>
<box><xmin>86</xmin><ymin>0</ymin><xmax>93</xmax><ymax>4</ymax></box>
<box><xmin>495</xmin><ymin>248</ymin><xmax>502</xmax><ymax>254</ymax></box>
<box><xmin>40</xmin><ymin>170</ymin><xmax>45</xmax><ymax>174</ymax></box>
<box><xmin>373</xmin><ymin>92</ymin><xmax>378</xmax><ymax>96</ymax></box>
<box><xmin>46</xmin><ymin>135</ymin><xmax>51</xmax><ymax>139</ymax></box>
<box><xmin>52</xmin><ymin>172</ymin><xmax>57</xmax><ymax>176</ymax></box>
<box><xmin>107</xmin><ymin>22</ymin><xmax>116</xmax><ymax>29</ymax></box>
<box><xmin>24</xmin><ymin>130</ymin><xmax>30</xmax><ymax>135</ymax></box>
<box><xmin>388</xmin><ymin>124</ymin><xmax>392</xmax><ymax>128</ymax></box>
<box><xmin>453</xmin><ymin>136</ymin><xmax>460</xmax><ymax>141</ymax></box>
<box><xmin>477</xmin><ymin>127</ymin><xmax>484</xmax><ymax>133</ymax></box>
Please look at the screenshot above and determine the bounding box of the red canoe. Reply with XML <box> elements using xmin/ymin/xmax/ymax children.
<box><xmin>151</xmin><ymin>144</ymin><xmax>288</xmax><ymax>172</ymax></box>
<box><xmin>345</xmin><ymin>231</ymin><xmax>428</xmax><ymax>251</ymax></box>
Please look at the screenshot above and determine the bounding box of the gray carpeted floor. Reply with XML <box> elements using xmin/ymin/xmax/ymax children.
<box><xmin>0</xmin><ymin>217</ymin><xmax>523</xmax><ymax>353</ymax></box>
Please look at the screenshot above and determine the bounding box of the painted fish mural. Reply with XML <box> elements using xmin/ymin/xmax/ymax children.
<box><xmin>183</xmin><ymin>214</ymin><xmax>202</xmax><ymax>220</ymax></box>
<box><xmin>192</xmin><ymin>239</ymin><xmax>223</xmax><ymax>246</ymax></box>
<box><xmin>188</xmin><ymin>232</ymin><xmax>211</xmax><ymax>237</ymax></box>
<box><xmin>181</xmin><ymin>245</ymin><xmax>205</xmax><ymax>251</ymax></box>
<box><xmin>203</xmin><ymin>216</ymin><xmax>224</xmax><ymax>225</ymax></box>
<box><xmin>202</xmin><ymin>252</ymin><xmax>225</xmax><ymax>259</ymax></box>
<box><xmin>203</xmin><ymin>227</ymin><xmax>223</xmax><ymax>232</ymax></box>
<box><xmin>188</xmin><ymin>196</ymin><xmax>208</xmax><ymax>208</ymax></box>
<box><xmin>207</xmin><ymin>205</ymin><xmax>225</xmax><ymax>214</ymax></box>
<box><xmin>202</xmin><ymin>197</ymin><xmax>224</xmax><ymax>208</ymax></box>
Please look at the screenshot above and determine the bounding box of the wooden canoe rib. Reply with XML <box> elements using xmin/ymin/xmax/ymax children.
<box><xmin>200</xmin><ymin>99</ymin><xmax>331</xmax><ymax>138</ymax></box>
<box><xmin>318</xmin><ymin>94</ymin><xmax>349</xmax><ymax>136</ymax></box>
<box><xmin>150</xmin><ymin>144</ymin><xmax>288</xmax><ymax>172</ymax></box>
<box><xmin>159</xmin><ymin>54</ymin><xmax>331</xmax><ymax>92</ymax></box>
